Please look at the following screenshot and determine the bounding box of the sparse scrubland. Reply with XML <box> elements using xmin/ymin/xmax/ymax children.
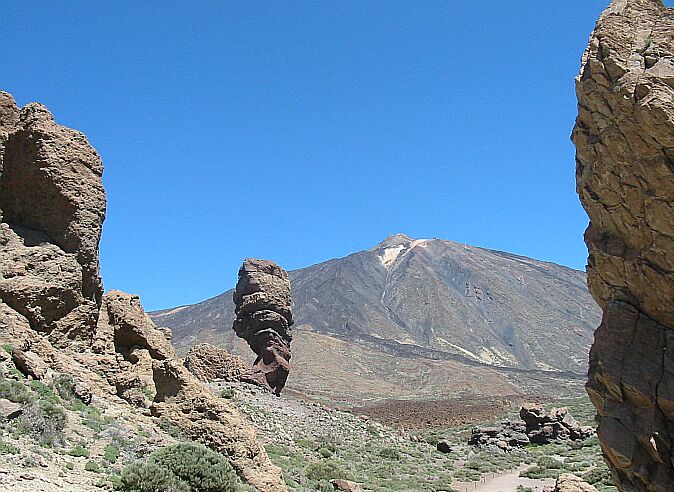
<box><xmin>216</xmin><ymin>380</ymin><xmax>613</xmax><ymax>492</ymax></box>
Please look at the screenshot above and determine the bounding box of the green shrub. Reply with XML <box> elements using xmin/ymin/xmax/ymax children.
<box><xmin>305</xmin><ymin>460</ymin><xmax>351</xmax><ymax>481</ymax></box>
<box><xmin>0</xmin><ymin>438</ymin><xmax>19</xmax><ymax>455</ymax></box>
<box><xmin>69</xmin><ymin>443</ymin><xmax>91</xmax><ymax>458</ymax></box>
<box><xmin>65</xmin><ymin>462</ymin><xmax>75</xmax><ymax>470</ymax></box>
<box><xmin>219</xmin><ymin>388</ymin><xmax>235</xmax><ymax>399</ymax></box>
<box><xmin>583</xmin><ymin>466</ymin><xmax>614</xmax><ymax>486</ymax></box>
<box><xmin>318</xmin><ymin>447</ymin><xmax>333</xmax><ymax>458</ymax></box>
<box><xmin>85</xmin><ymin>460</ymin><xmax>101</xmax><ymax>473</ymax></box>
<box><xmin>30</xmin><ymin>380</ymin><xmax>60</xmax><ymax>404</ymax></box>
<box><xmin>0</xmin><ymin>376</ymin><xmax>33</xmax><ymax>403</ymax></box>
<box><xmin>104</xmin><ymin>444</ymin><xmax>120</xmax><ymax>463</ymax></box>
<box><xmin>52</xmin><ymin>374</ymin><xmax>76</xmax><ymax>402</ymax></box>
<box><xmin>120</xmin><ymin>462</ymin><xmax>189</xmax><ymax>492</ymax></box>
<box><xmin>150</xmin><ymin>442</ymin><xmax>239</xmax><ymax>492</ymax></box>
<box><xmin>17</xmin><ymin>400</ymin><xmax>67</xmax><ymax>446</ymax></box>
<box><xmin>378</xmin><ymin>447</ymin><xmax>400</xmax><ymax>460</ymax></box>
<box><xmin>119</xmin><ymin>442</ymin><xmax>239</xmax><ymax>492</ymax></box>
<box><xmin>1</xmin><ymin>344</ymin><xmax>12</xmax><ymax>355</ymax></box>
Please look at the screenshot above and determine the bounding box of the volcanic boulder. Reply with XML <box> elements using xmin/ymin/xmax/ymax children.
<box><xmin>183</xmin><ymin>342</ymin><xmax>247</xmax><ymax>382</ymax></box>
<box><xmin>519</xmin><ymin>404</ymin><xmax>593</xmax><ymax>444</ymax></box>
<box><xmin>232</xmin><ymin>258</ymin><xmax>293</xmax><ymax>395</ymax></box>
<box><xmin>573</xmin><ymin>0</ymin><xmax>674</xmax><ymax>489</ymax></box>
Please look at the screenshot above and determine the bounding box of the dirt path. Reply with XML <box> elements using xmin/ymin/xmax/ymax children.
<box><xmin>452</xmin><ymin>465</ymin><xmax>555</xmax><ymax>492</ymax></box>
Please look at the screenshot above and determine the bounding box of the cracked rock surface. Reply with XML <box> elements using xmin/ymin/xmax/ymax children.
<box><xmin>573</xmin><ymin>0</ymin><xmax>674</xmax><ymax>490</ymax></box>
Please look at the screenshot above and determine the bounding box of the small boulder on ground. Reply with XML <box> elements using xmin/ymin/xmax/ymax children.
<box><xmin>436</xmin><ymin>440</ymin><xmax>452</xmax><ymax>454</ymax></box>
<box><xmin>330</xmin><ymin>479</ymin><xmax>364</xmax><ymax>492</ymax></box>
<box><xmin>548</xmin><ymin>474</ymin><xmax>599</xmax><ymax>492</ymax></box>
<box><xmin>0</xmin><ymin>398</ymin><xmax>22</xmax><ymax>420</ymax></box>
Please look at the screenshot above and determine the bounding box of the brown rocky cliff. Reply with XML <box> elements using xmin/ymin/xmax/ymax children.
<box><xmin>573</xmin><ymin>0</ymin><xmax>674</xmax><ymax>490</ymax></box>
<box><xmin>0</xmin><ymin>91</ymin><xmax>287</xmax><ymax>492</ymax></box>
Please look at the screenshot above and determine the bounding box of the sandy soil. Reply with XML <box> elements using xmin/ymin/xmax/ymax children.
<box><xmin>452</xmin><ymin>465</ymin><xmax>555</xmax><ymax>492</ymax></box>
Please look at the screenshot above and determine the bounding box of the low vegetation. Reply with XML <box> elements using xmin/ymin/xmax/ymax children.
<box><xmin>118</xmin><ymin>442</ymin><xmax>240</xmax><ymax>492</ymax></box>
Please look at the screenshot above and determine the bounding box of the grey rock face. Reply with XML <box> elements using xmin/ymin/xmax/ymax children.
<box><xmin>572</xmin><ymin>0</ymin><xmax>674</xmax><ymax>490</ymax></box>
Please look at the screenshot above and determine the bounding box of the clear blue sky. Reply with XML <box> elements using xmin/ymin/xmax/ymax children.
<box><xmin>3</xmin><ymin>1</ymin><xmax>636</xmax><ymax>310</ymax></box>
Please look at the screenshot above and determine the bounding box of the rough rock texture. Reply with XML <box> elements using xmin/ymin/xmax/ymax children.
<box><xmin>469</xmin><ymin>406</ymin><xmax>592</xmax><ymax>451</ymax></box>
<box><xmin>0</xmin><ymin>91</ymin><xmax>287</xmax><ymax>492</ymax></box>
<box><xmin>468</xmin><ymin>422</ymin><xmax>530</xmax><ymax>451</ymax></box>
<box><xmin>183</xmin><ymin>342</ymin><xmax>246</xmax><ymax>382</ymax></box>
<box><xmin>573</xmin><ymin>0</ymin><xmax>674</xmax><ymax>490</ymax></box>
<box><xmin>549</xmin><ymin>474</ymin><xmax>599</xmax><ymax>492</ymax></box>
<box><xmin>519</xmin><ymin>404</ymin><xmax>594</xmax><ymax>444</ymax></box>
<box><xmin>0</xmin><ymin>93</ymin><xmax>105</xmax><ymax>346</ymax></box>
<box><xmin>233</xmin><ymin>259</ymin><xmax>293</xmax><ymax>395</ymax></box>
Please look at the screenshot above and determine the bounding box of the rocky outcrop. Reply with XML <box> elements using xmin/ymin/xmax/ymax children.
<box><xmin>151</xmin><ymin>359</ymin><xmax>286</xmax><ymax>492</ymax></box>
<box><xmin>183</xmin><ymin>342</ymin><xmax>246</xmax><ymax>382</ymax></box>
<box><xmin>0</xmin><ymin>91</ymin><xmax>287</xmax><ymax>491</ymax></box>
<box><xmin>0</xmin><ymin>93</ymin><xmax>105</xmax><ymax>346</ymax></box>
<box><xmin>573</xmin><ymin>0</ymin><xmax>674</xmax><ymax>490</ymax></box>
<box><xmin>468</xmin><ymin>405</ymin><xmax>592</xmax><ymax>451</ymax></box>
<box><xmin>519</xmin><ymin>404</ymin><xmax>594</xmax><ymax>444</ymax></box>
<box><xmin>233</xmin><ymin>258</ymin><xmax>293</xmax><ymax>395</ymax></box>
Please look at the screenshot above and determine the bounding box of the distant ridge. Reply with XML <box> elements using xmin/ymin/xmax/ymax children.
<box><xmin>151</xmin><ymin>235</ymin><xmax>600</xmax><ymax>402</ymax></box>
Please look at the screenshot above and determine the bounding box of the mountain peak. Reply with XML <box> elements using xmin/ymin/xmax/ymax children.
<box><xmin>376</xmin><ymin>233</ymin><xmax>414</xmax><ymax>248</ymax></box>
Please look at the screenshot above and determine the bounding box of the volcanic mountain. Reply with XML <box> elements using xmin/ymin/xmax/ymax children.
<box><xmin>151</xmin><ymin>235</ymin><xmax>600</xmax><ymax>404</ymax></box>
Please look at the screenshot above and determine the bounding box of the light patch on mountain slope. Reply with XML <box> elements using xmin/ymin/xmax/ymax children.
<box><xmin>378</xmin><ymin>245</ymin><xmax>405</xmax><ymax>267</ymax></box>
<box><xmin>378</xmin><ymin>238</ymin><xmax>429</xmax><ymax>268</ymax></box>
<box><xmin>479</xmin><ymin>346</ymin><xmax>519</xmax><ymax>366</ymax></box>
<box><xmin>436</xmin><ymin>338</ymin><xmax>481</xmax><ymax>361</ymax></box>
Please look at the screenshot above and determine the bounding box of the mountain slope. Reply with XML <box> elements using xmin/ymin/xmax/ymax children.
<box><xmin>152</xmin><ymin>235</ymin><xmax>600</xmax><ymax>378</ymax></box>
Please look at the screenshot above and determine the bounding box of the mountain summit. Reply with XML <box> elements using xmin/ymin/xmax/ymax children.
<box><xmin>151</xmin><ymin>235</ymin><xmax>600</xmax><ymax>402</ymax></box>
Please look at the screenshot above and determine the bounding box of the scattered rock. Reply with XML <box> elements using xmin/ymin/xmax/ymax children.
<box><xmin>183</xmin><ymin>342</ymin><xmax>246</xmax><ymax>382</ymax></box>
<box><xmin>11</xmin><ymin>348</ymin><xmax>48</xmax><ymax>380</ymax></box>
<box><xmin>436</xmin><ymin>440</ymin><xmax>452</xmax><ymax>453</ymax></box>
<box><xmin>468</xmin><ymin>405</ymin><xmax>592</xmax><ymax>451</ymax></box>
<box><xmin>573</xmin><ymin>0</ymin><xmax>674</xmax><ymax>489</ymax></box>
<box><xmin>551</xmin><ymin>474</ymin><xmax>598</xmax><ymax>492</ymax></box>
<box><xmin>468</xmin><ymin>422</ymin><xmax>529</xmax><ymax>451</ymax></box>
<box><xmin>232</xmin><ymin>258</ymin><xmax>293</xmax><ymax>395</ymax></box>
<box><xmin>330</xmin><ymin>479</ymin><xmax>364</xmax><ymax>492</ymax></box>
<box><xmin>0</xmin><ymin>398</ymin><xmax>22</xmax><ymax>420</ymax></box>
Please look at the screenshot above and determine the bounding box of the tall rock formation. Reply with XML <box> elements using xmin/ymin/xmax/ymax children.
<box><xmin>0</xmin><ymin>93</ymin><xmax>105</xmax><ymax>346</ymax></box>
<box><xmin>0</xmin><ymin>91</ymin><xmax>286</xmax><ymax>491</ymax></box>
<box><xmin>573</xmin><ymin>1</ymin><xmax>674</xmax><ymax>490</ymax></box>
<box><xmin>233</xmin><ymin>258</ymin><xmax>293</xmax><ymax>395</ymax></box>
